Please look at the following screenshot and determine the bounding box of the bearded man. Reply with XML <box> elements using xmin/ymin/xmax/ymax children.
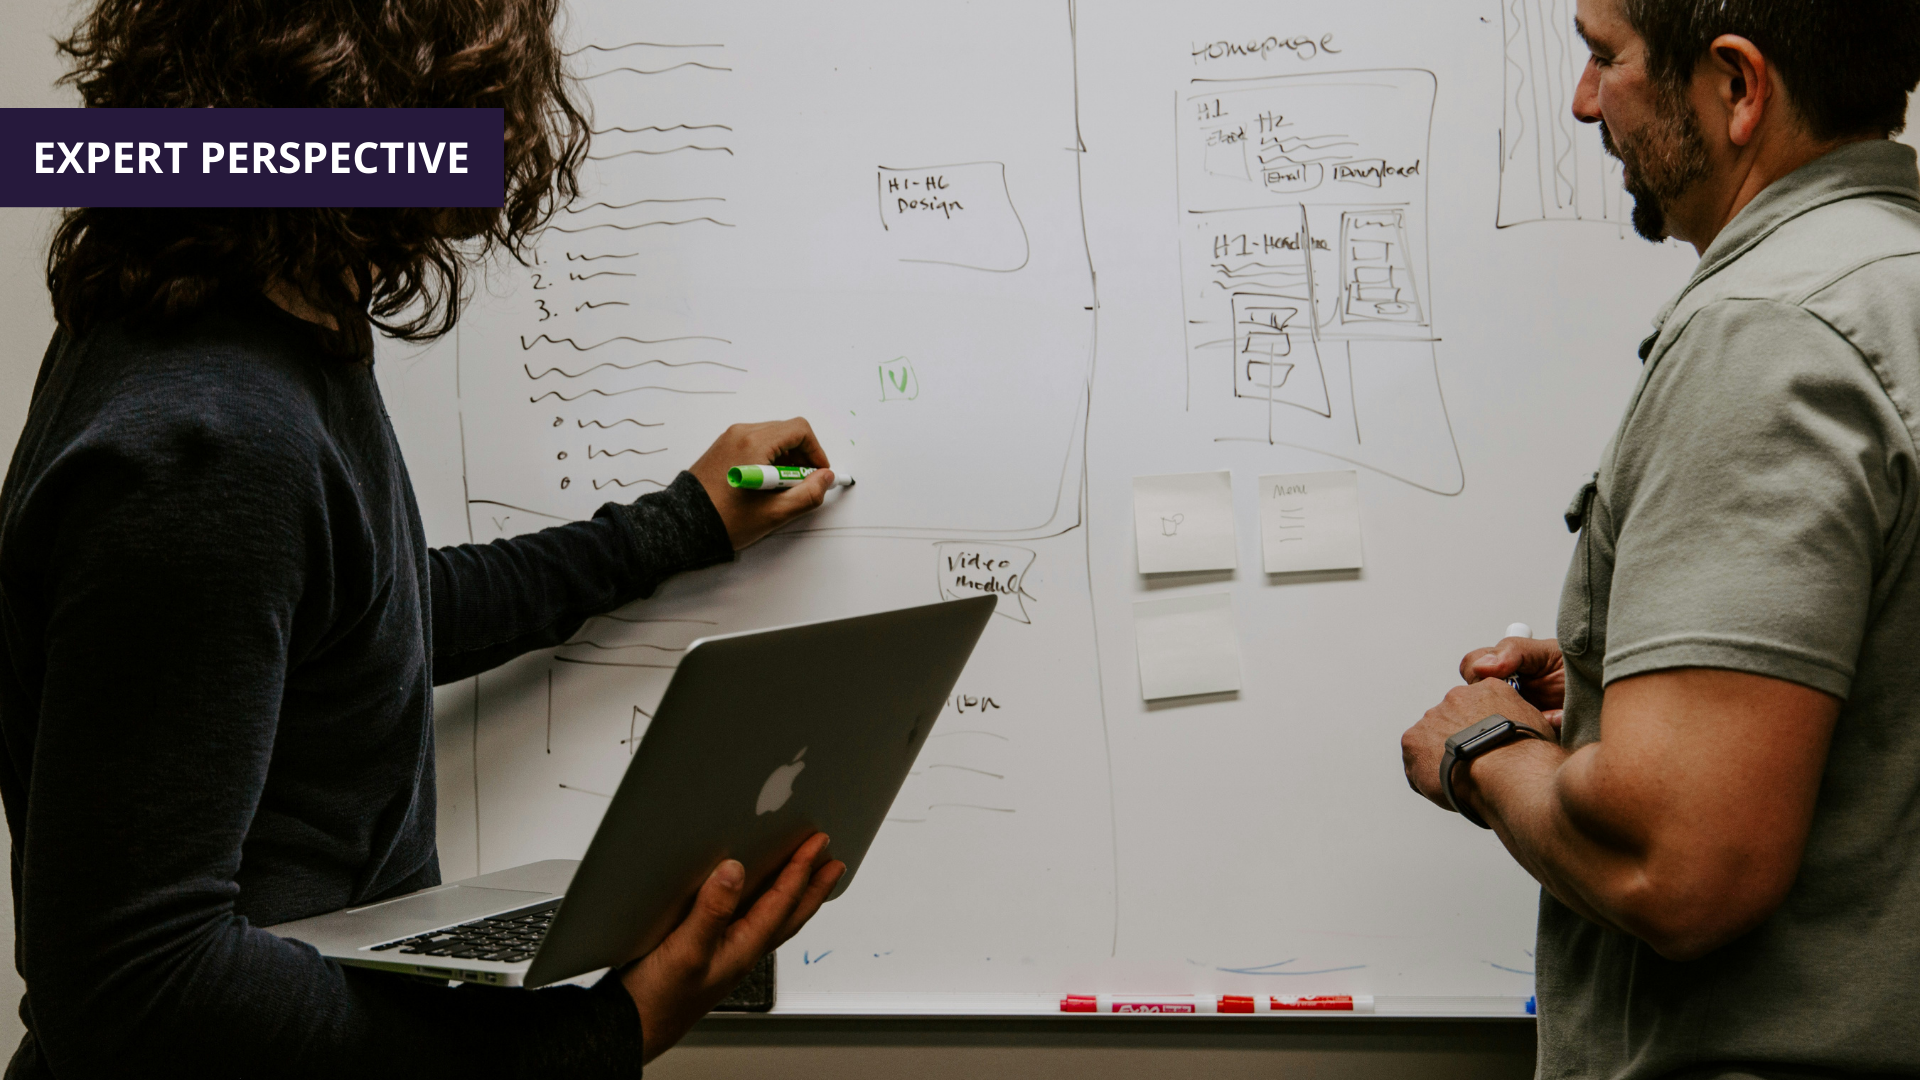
<box><xmin>1400</xmin><ymin>0</ymin><xmax>1920</xmax><ymax>1076</ymax></box>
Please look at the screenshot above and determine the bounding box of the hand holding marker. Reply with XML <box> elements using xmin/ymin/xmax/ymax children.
<box><xmin>728</xmin><ymin>465</ymin><xmax>855</xmax><ymax>490</ymax></box>
<box><xmin>1504</xmin><ymin>623</ymin><xmax>1531</xmax><ymax>690</ymax></box>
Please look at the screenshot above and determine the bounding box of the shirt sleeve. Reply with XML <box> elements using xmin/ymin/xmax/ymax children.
<box><xmin>1602</xmin><ymin>298</ymin><xmax>1913</xmax><ymax>698</ymax></box>
<box><xmin>428</xmin><ymin>471</ymin><xmax>733</xmax><ymax>685</ymax></box>
<box><xmin>19</xmin><ymin>401</ymin><xmax>643</xmax><ymax>1077</ymax></box>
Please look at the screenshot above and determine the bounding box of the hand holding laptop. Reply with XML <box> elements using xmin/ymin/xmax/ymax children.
<box><xmin>623</xmin><ymin>832</ymin><xmax>846</xmax><ymax>1063</ymax></box>
<box><xmin>268</xmin><ymin>598</ymin><xmax>990</xmax><ymax>1058</ymax></box>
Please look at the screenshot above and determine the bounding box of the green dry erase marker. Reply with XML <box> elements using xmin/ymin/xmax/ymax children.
<box><xmin>726</xmin><ymin>465</ymin><xmax>855</xmax><ymax>490</ymax></box>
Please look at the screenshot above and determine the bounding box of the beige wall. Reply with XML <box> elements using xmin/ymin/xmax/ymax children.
<box><xmin>0</xmin><ymin>3</ymin><xmax>1535</xmax><ymax>1073</ymax></box>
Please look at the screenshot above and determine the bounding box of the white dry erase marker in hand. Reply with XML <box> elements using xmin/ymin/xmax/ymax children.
<box><xmin>726</xmin><ymin>465</ymin><xmax>855</xmax><ymax>490</ymax></box>
<box><xmin>1504</xmin><ymin>622</ymin><xmax>1532</xmax><ymax>690</ymax></box>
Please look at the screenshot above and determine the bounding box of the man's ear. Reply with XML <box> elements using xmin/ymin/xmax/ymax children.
<box><xmin>1708</xmin><ymin>34</ymin><xmax>1772</xmax><ymax>147</ymax></box>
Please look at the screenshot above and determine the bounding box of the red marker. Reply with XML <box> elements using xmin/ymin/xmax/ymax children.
<box><xmin>1059</xmin><ymin>995</ymin><xmax>1208</xmax><ymax>1014</ymax></box>
<box><xmin>1271</xmin><ymin>994</ymin><xmax>1373</xmax><ymax>1012</ymax></box>
<box><xmin>1059</xmin><ymin>993</ymin><xmax>1375</xmax><ymax>1014</ymax></box>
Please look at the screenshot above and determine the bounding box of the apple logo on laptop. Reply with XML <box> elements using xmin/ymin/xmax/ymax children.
<box><xmin>756</xmin><ymin>748</ymin><xmax>807</xmax><ymax>815</ymax></box>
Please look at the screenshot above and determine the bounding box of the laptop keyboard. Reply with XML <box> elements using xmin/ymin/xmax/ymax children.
<box><xmin>368</xmin><ymin>899</ymin><xmax>561</xmax><ymax>964</ymax></box>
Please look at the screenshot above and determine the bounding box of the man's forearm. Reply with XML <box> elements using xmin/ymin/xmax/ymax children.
<box><xmin>1459</xmin><ymin>739</ymin><xmax>1642</xmax><ymax>938</ymax></box>
<box><xmin>1406</xmin><ymin>669</ymin><xmax>1836</xmax><ymax>959</ymax></box>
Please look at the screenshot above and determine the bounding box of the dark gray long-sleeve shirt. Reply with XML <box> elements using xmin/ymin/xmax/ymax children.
<box><xmin>0</xmin><ymin>295</ymin><xmax>734</xmax><ymax>1077</ymax></box>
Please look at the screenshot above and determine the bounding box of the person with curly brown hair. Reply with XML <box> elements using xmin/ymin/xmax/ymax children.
<box><xmin>0</xmin><ymin>1</ymin><xmax>846</xmax><ymax>1075</ymax></box>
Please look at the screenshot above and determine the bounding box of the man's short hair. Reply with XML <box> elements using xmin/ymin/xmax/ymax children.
<box><xmin>1624</xmin><ymin>0</ymin><xmax>1920</xmax><ymax>139</ymax></box>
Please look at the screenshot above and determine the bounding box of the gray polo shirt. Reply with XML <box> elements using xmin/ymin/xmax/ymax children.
<box><xmin>1541</xmin><ymin>139</ymin><xmax>1920</xmax><ymax>1079</ymax></box>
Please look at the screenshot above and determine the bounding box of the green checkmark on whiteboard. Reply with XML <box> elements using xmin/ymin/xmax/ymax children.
<box><xmin>879</xmin><ymin>357</ymin><xmax>920</xmax><ymax>402</ymax></box>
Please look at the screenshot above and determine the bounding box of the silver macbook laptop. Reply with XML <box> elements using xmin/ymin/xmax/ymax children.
<box><xmin>267</xmin><ymin>595</ymin><xmax>996</xmax><ymax>988</ymax></box>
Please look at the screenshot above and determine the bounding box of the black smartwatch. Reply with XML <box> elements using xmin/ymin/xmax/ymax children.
<box><xmin>1440</xmin><ymin>714</ymin><xmax>1549</xmax><ymax>829</ymax></box>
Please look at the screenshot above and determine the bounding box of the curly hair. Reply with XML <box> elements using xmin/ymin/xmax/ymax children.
<box><xmin>46</xmin><ymin>0</ymin><xmax>589</xmax><ymax>352</ymax></box>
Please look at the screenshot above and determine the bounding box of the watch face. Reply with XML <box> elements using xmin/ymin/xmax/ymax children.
<box><xmin>1448</xmin><ymin>715</ymin><xmax>1514</xmax><ymax>756</ymax></box>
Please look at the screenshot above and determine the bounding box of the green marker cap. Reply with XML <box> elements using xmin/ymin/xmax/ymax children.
<box><xmin>727</xmin><ymin>465</ymin><xmax>767</xmax><ymax>489</ymax></box>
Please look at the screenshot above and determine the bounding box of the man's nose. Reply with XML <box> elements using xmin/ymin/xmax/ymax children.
<box><xmin>1572</xmin><ymin>56</ymin><xmax>1604</xmax><ymax>125</ymax></box>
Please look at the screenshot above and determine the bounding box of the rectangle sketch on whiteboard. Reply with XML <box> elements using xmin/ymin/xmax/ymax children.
<box><xmin>1177</xmin><ymin>69</ymin><xmax>1463</xmax><ymax>497</ymax></box>
<box><xmin>454</xmin><ymin>2</ymin><xmax>1095</xmax><ymax>544</ymax></box>
<box><xmin>934</xmin><ymin>542</ymin><xmax>1036</xmax><ymax>623</ymax></box>
<box><xmin>1259</xmin><ymin>470</ymin><xmax>1363</xmax><ymax>574</ymax></box>
<box><xmin>437</xmin><ymin>0</ymin><xmax>1122</xmax><ymax>1012</ymax></box>
<box><xmin>1497</xmin><ymin>0</ymin><xmax>1629</xmax><ymax>227</ymax></box>
<box><xmin>1132</xmin><ymin>471</ymin><xmax>1238</xmax><ymax>575</ymax></box>
<box><xmin>877</xmin><ymin>162</ymin><xmax>1030</xmax><ymax>272</ymax></box>
<box><xmin>1133</xmin><ymin>592</ymin><xmax>1242</xmax><ymax>701</ymax></box>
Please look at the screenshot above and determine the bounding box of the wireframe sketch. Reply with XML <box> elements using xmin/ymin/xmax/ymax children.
<box><xmin>453</xmin><ymin>6</ymin><xmax>1095</xmax><ymax>542</ymax></box>
<box><xmin>1497</xmin><ymin>0</ymin><xmax>1629</xmax><ymax>227</ymax></box>
<box><xmin>439</xmin><ymin>0</ymin><xmax>1120</xmax><ymax>1008</ymax></box>
<box><xmin>876</xmin><ymin>162</ymin><xmax>1030</xmax><ymax>272</ymax></box>
<box><xmin>934</xmin><ymin>543</ymin><xmax>1037</xmax><ymax>623</ymax></box>
<box><xmin>1177</xmin><ymin>68</ymin><xmax>1463</xmax><ymax>495</ymax></box>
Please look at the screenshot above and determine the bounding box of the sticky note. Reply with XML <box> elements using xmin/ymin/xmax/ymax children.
<box><xmin>1133</xmin><ymin>592</ymin><xmax>1242</xmax><ymax>701</ymax></box>
<box><xmin>1133</xmin><ymin>471</ymin><xmax>1237</xmax><ymax>574</ymax></box>
<box><xmin>1259</xmin><ymin>470</ymin><xmax>1364</xmax><ymax>574</ymax></box>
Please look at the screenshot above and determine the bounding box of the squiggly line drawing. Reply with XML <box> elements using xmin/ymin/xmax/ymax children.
<box><xmin>580</xmin><ymin>64</ymin><xmax>732</xmax><ymax>77</ymax></box>
<box><xmin>586</xmin><ymin>147</ymin><xmax>733</xmax><ymax>160</ymax></box>
<box><xmin>530</xmin><ymin>386</ymin><xmax>735</xmax><ymax>402</ymax></box>
<box><xmin>577</xmin><ymin>418</ymin><xmax>665</xmax><ymax>429</ymax></box>
<box><xmin>592</xmin><ymin>477</ymin><xmax>670</xmax><ymax>490</ymax></box>
<box><xmin>524</xmin><ymin>359</ymin><xmax>747</xmax><ymax>379</ymax></box>
<box><xmin>566</xmin><ymin>197</ymin><xmax>726</xmax><ymax>214</ymax></box>
<box><xmin>1215</xmin><ymin>958</ymin><xmax>1368</xmax><ymax>976</ymax></box>
<box><xmin>549</xmin><ymin>218</ymin><xmax>735</xmax><ymax>233</ymax></box>
<box><xmin>587</xmin><ymin>446</ymin><xmax>667</xmax><ymax>458</ymax></box>
<box><xmin>927</xmin><ymin>764</ymin><xmax>1006</xmax><ymax>779</ymax></box>
<box><xmin>565</xmin><ymin>42</ymin><xmax>723</xmax><ymax>54</ymax></box>
<box><xmin>1546</xmin><ymin>11</ymin><xmax>1578</xmax><ymax>205</ymax></box>
<box><xmin>1506</xmin><ymin>0</ymin><xmax>1531</xmax><ymax>164</ymax></box>
<box><xmin>1265</xmin><ymin>135</ymin><xmax>1359</xmax><ymax>153</ymax></box>
<box><xmin>520</xmin><ymin>333</ymin><xmax>732</xmax><ymax>350</ymax></box>
<box><xmin>574</xmin><ymin>301</ymin><xmax>629</xmax><ymax>311</ymax></box>
<box><xmin>554</xmin><ymin>656</ymin><xmax>674</xmax><ymax>670</ymax></box>
<box><xmin>565</xmin><ymin>252</ymin><xmax>640</xmax><ymax>261</ymax></box>
<box><xmin>588</xmin><ymin>125</ymin><xmax>732</xmax><ymax>135</ymax></box>
<box><xmin>1213</xmin><ymin>261</ymin><xmax>1297</xmax><ymax>275</ymax></box>
<box><xmin>1274</xmin><ymin>152</ymin><xmax>1364</xmax><ymax>164</ymax></box>
<box><xmin>568</xmin><ymin>270</ymin><xmax>635</xmax><ymax>280</ymax></box>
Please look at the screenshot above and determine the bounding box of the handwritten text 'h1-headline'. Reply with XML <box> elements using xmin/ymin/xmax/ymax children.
<box><xmin>2</xmin><ymin>108</ymin><xmax>504</xmax><ymax>208</ymax></box>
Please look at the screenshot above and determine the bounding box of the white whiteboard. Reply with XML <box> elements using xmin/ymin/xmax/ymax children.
<box><xmin>377</xmin><ymin>0</ymin><xmax>1700</xmax><ymax>1016</ymax></box>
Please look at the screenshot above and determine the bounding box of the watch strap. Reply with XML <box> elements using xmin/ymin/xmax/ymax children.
<box><xmin>1441</xmin><ymin>714</ymin><xmax>1548</xmax><ymax>829</ymax></box>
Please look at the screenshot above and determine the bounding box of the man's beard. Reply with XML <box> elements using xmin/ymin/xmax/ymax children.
<box><xmin>1599</xmin><ymin>87</ymin><xmax>1711</xmax><ymax>242</ymax></box>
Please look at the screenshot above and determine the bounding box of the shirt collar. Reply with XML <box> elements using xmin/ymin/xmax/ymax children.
<box><xmin>1646</xmin><ymin>139</ymin><xmax>1920</xmax><ymax>343</ymax></box>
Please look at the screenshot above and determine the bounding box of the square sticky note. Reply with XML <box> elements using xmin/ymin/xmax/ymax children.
<box><xmin>1259</xmin><ymin>470</ymin><xmax>1364</xmax><ymax>574</ymax></box>
<box><xmin>1133</xmin><ymin>592</ymin><xmax>1242</xmax><ymax>701</ymax></box>
<box><xmin>1133</xmin><ymin>471</ymin><xmax>1237</xmax><ymax>574</ymax></box>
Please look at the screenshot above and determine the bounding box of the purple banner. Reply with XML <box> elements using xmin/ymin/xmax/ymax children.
<box><xmin>0</xmin><ymin>108</ymin><xmax>504</xmax><ymax>208</ymax></box>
